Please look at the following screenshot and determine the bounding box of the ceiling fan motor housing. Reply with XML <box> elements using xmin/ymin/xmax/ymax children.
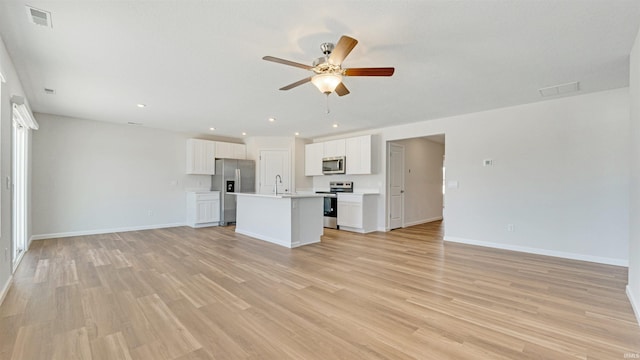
<box><xmin>320</xmin><ymin>42</ymin><xmax>335</xmax><ymax>56</ymax></box>
<box><xmin>312</xmin><ymin>57</ymin><xmax>343</xmax><ymax>74</ymax></box>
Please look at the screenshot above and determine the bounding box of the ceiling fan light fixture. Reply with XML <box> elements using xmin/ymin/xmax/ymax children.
<box><xmin>311</xmin><ymin>73</ymin><xmax>342</xmax><ymax>94</ymax></box>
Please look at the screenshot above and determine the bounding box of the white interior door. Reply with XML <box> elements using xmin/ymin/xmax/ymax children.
<box><xmin>259</xmin><ymin>149</ymin><xmax>290</xmax><ymax>194</ymax></box>
<box><xmin>388</xmin><ymin>143</ymin><xmax>405</xmax><ymax>230</ymax></box>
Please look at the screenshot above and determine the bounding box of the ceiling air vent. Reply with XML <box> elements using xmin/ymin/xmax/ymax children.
<box><xmin>538</xmin><ymin>81</ymin><xmax>580</xmax><ymax>97</ymax></box>
<box><xmin>25</xmin><ymin>6</ymin><xmax>52</xmax><ymax>28</ymax></box>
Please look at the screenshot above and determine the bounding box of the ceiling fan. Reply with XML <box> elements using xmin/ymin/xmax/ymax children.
<box><xmin>262</xmin><ymin>35</ymin><xmax>395</xmax><ymax>96</ymax></box>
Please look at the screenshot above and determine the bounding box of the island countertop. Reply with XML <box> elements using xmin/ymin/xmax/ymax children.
<box><xmin>229</xmin><ymin>192</ymin><xmax>326</xmax><ymax>199</ymax></box>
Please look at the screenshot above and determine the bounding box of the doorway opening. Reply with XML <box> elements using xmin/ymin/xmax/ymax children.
<box><xmin>388</xmin><ymin>143</ymin><xmax>405</xmax><ymax>230</ymax></box>
<box><xmin>387</xmin><ymin>134</ymin><xmax>445</xmax><ymax>231</ymax></box>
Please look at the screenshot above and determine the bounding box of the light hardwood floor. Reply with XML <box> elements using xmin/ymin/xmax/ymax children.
<box><xmin>0</xmin><ymin>221</ymin><xmax>638</xmax><ymax>359</ymax></box>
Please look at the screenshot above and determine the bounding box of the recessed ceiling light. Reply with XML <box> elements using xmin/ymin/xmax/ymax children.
<box><xmin>209</xmin><ymin>127</ymin><xmax>216</xmax><ymax>131</ymax></box>
<box><xmin>294</xmin><ymin>132</ymin><xmax>300</xmax><ymax>136</ymax></box>
<box><xmin>268</xmin><ymin>117</ymin><xmax>276</xmax><ymax>122</ymax></box>
<box><xmin>137</xmin><ymin>103</ymin><xmax>146</xmax><ymax>108</ymax></box>
<box><xmin>332</xmin><ymin>123</ymin><xmax>339</xmax><ymax>128</ymax></box>
<box><xmin>242</xmin><ymin>132</ymin><xmax>247</xmax><ymax>136</ymax></box>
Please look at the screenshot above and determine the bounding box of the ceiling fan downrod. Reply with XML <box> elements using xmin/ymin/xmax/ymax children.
<box><xmin>325</xmin><ymin>93</ymin><xmax>331</xmax><ymax>115</ymax></box>
<box><xmin>320</xmin><ymin>42</ymin><xmax>334</xmax><ymax>56</ymax></box>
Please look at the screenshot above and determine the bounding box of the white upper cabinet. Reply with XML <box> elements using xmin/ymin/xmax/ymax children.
<box><xmin>323</xmin><ymin>139</ymin><xmax>346</xmax><ymax>158</ymax></box>
<box><xmin>345</xmin><ymin>135</ymin><xmax>372</xmax><ymax>175</ymax></box>
<box><xmin>186</xmin><ymin>139</ymin><xmax>216</xmax><ymax>175</ymax></box>
<box><xmin>231</xmin><ymin>143</ymin><xmax>247</xmax><ymax>159</ymax></box>
<box><xmin>216</xmin><ymin>141</ymin><xmax>246</xmax><ymax>160</ymax></box>
<box><xmin>305</xmin><ymin>142</ymin><xmax>324</xmax><ymax>176</ymax></box>
<box><xmin>304</xmin><ymin>135</ymin><xmax>373</xmax><ymax>176</ymax></box>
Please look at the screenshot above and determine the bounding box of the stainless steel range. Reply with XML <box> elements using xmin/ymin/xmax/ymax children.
<box><xmin>315</xmin><ymin>181</ymin><xmax>353</xmax><ymax>229</ymax></box>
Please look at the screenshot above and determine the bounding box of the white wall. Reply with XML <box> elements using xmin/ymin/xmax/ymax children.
<box><xmin>628</xmin><ymin>26</ymin><xmax>640</xmax><ymax>324</ymax></box>
<box><xmin>439</xmin><ymin>89</ymin><xmax>629</xmax><ymax>266</ymax></box>
<box><xmin>31</xmin><ymin>114</ymin><xmax>211</xmax><ymax>238</ymax></box>
<box><xmin>0</xmin><ymin>35</ymin><xmax>31</xmax><ymax>300</ymax></box>
<box><xmin>393</xmin><ymin>137</ymin><xmax>444</xmax><ymax>226</ymax></box>
<box><xmin>315</xmin><ymin>88</ymin><xmax>630</xmax><ymax>265</ymax></box>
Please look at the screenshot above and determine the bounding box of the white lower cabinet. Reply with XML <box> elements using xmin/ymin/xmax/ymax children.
<box><xmin>337</xmin><ymin>193</ymin><xmax>378</xmax><ymax>233</ymax></box>
<box><xmin>187</xmin><ymin>191</ymin><xmax>220</xmax><ymax>228</ymax></box>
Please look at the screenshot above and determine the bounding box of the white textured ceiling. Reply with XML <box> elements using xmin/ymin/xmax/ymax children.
<box><xmin>1</xmin><ymin>0</ymin><xmax>639</xmax><ymax>140</ymax></box>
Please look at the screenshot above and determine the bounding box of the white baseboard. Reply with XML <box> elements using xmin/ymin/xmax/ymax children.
<box><xmin>30</xmin><ymin>222</ymin><xmax>186</xmax><ymax>241</ymax></box>
<box><xmin>12</xmin><ymin>249</ymin><xmax>26</xmax><ymax>273</ymax></box>
<box><xmin>291</xmin><ymin>239</ymin><xmax>321</xmax><ymax>248</ymax></box>
<box><xmin>628</xmin><ymin>286</ymin><xmax>640</xmax><ymax>326</ymax></box>
<box><xmin>235</xmin><ymin>228</ymin><xmax>292</xmax><ymax>248</ymax></box>
<box><xmin>187</xmin><ymin>222</ymin><xmax>220</xmax><ymax>229</ymax></box>
<box><xmin>339</xmin><ymin>226</ymin><xmax>366</xmax><ymax>234</ymax></box>
<box><xmin>444</xmin><ymin>236</ymin><xmax>628</xmax><ymax>267</ymax></box>
<box><xmin>0</xmin><ymin>275</ymin><xmax>13</xmax><ymax>307</ymax></box>
<box><xmin>404</xmin><ymin>216</ymin><xmax>443</xmax><ymax>228</ymax></box>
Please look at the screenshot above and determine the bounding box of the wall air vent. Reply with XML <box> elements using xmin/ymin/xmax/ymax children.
<box><xmin>538</xmin><ymin>81</ymin><xmax>580</xmax><ymax>97</ymax></box>
<box><xmin>26</xmin><ymin>6</ymin><xmax>52</xmax><ymax>28</ymax></box>
<box><xmin>44</xmin><ymin>88</ymin><xmax>55</xmax><ymax>94</ymax></box>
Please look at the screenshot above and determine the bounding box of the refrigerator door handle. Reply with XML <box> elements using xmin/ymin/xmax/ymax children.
<box><xmin>235</xmin><ymin>168</ymin><xmax>241</xmax><ymax>193</ymax></box>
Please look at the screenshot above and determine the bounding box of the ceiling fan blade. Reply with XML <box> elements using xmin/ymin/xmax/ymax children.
<box><xmin>335</xmin><ymin>82</ymin><xmax>350</xmax><ymax>96</ymax></box>
<box><xmin>279</xmin><ymin>77</ymin><xmax>313</xmax><ymax>90</ymax></box>
<box><xmin>344</xmin><ymin>67</ymin><xmax>395</xmax><ymax>76</ymax></box>
<box><xmin>263</xmin><ymin>56</ymin><xmax>313</xmax><ymax>70</ymax></box>
<box><xmin>329</xmin><ymin>36</ymin><xmax>358</xmax><ymax>65</ymax></box>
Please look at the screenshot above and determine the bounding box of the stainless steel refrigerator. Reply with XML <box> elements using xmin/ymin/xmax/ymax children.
<box><xmin>210</xmin><ymin>159</ymin><xmax>256</xmax><ymax>226</ymax></box>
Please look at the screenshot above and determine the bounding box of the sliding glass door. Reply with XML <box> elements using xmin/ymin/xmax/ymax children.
<box><xmin>12</xmin><ymin>120</ymin><xmax>27</xmax><ymax>270</ymax></box>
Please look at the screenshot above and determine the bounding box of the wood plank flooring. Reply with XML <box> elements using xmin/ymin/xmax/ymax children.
<box><xmin>1</xmin><ymin>221</ymin><xmax>639</xmax><ymax>359</ymax></box>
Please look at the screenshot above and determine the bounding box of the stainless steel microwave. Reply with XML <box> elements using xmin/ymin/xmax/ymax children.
<box><xmin>322</xmin><ymin>156</ymin><xmax>346</xmax><ymax>174</ymax></box>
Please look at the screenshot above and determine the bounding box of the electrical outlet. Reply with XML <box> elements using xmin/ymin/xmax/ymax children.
<box><xmin>507</xmin><ymin>224</ymin><xmax>515</xmax><ymax>232</ymax></box>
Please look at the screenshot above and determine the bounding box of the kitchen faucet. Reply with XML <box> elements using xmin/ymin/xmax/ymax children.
<box><xmin>274</xmin><ymin>174</ymin><xmax>282</xmax><ymax>195</ymax></box>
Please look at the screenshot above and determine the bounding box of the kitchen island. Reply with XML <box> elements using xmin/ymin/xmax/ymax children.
<box><xmin>231</xmin><ymin>193</ymin><xmax>324</xmax><ymax>248</ymax></box>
